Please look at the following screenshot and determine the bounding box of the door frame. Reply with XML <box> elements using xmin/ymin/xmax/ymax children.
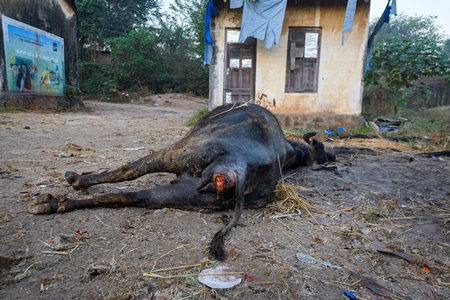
<box><xmin>223</xmin><ymin>28</ymin><xmax>256</xmax><ymax>105</ymax></box>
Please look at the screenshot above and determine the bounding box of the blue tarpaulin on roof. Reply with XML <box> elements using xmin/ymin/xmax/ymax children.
<box><xmin>203</xmin><ymin>0</ymin><xmax>217</xmax><ymax>66</ymax></box>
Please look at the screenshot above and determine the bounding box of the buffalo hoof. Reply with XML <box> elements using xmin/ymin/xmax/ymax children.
<box><xmin>65</xmin><ymin>171</ymin><xmax>84</xmax><ymax>190</ymax></box>
<box><xmin>28</xmin><ymin>193</ymin><xmax>70</xmax><ymax>215</ymax></box>
<box><xmin>311</xmin><ymin>163</ymin><xmax>325</xmax><ymax>171</ymax></box>
<box><xmin>311</xmin><ymin>162</ymin><xmax>337</xmax><ymax>171</ymax></box>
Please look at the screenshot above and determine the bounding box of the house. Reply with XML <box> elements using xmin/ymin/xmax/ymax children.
<box><xmin>206</xmin><ymin>0</ymin><xmax>372</xmax><ymax>129</ymax></box>
<box><xmin>0</xmin><ymin>0</ymin><xmax>81</xmax><ymax>109</ymax></box>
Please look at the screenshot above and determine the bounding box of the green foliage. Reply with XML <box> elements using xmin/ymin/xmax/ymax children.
<box><xmin>444</xmin><ymin>39</ymin><xmax>450</xmax><ymax>57</ymax></box>
<box><xmin>365</xmin><ymin>207</ymin><xmax>388</xmax><ymax>222</ymax></box>
<box><xmin>370</xmin><ymin>14</ymin><xmax>446</xmax><ymax>46</ymax></box>
<box><xmin>365</xmin><ymin>14</ymin><xmax>450</xmax><ymax>114</ymax></box>
<box><xmin>76</xmin><ymin>0</ymin><xmax>108</xmax><ymax>60</ymax></box>
<box><xmin>103</xmin><ymin>0</ymin><xmax>161</xmax><ymax>38</ymax></box>
<box><xmin>76</xmin><ymin>0</ymin><xmax>209</xmax><ymax>98</ymax></box>
<box><xmin>282</xmin><ymin>128</ymin><xmax>308</xmax><ymax>137</ymax></box>
<box><xmin>154</xmin><ymin>0</ymin><xmax>210</xmax><ymax>96</ymax></box>
<box><xmin>366</xmin><ymin>36</ymin><xmax>450</xmax><ymax>90</ymax></box>
<box><xmin>78</xmin><ymin>62</ymin><xmax>117</xmax><ymax>95</ymax></box>
<box><xmin>347</xmin><ymin>124</ymin><xmax>375</xmax><ymax>136</ymax></box>
<box><xmin>102</xmin><ymin>79</ymin><xmax>118</xmax><ymax>94</ymax></box>
<box><xmin>156</xmin><ymin>24</ymin><xmax>209</xmax><ymax>95</ymax></box>
<box><xmin>185</xmin><ymin>107</ymin><xmax>209</xmax><ymax>126</ymax></box>
<box><xmin>63</xmin><ymin>85</ymin><xmax>81</xmax><ymax>108</ymax></box>
<box><xmin>400</xmin><ymin>107</ymin><xmax>450</xmax><ymax>132</ymax></box>
<box><xmin>0</xmin><ymin>107</ymin><xmax>29</xmax><ymax>113</ymax></box>
<box><xmin>109</xmin><ymin>28</ymin><xmax>162</xmax><ymax>92</ymax></box>
<box><xmin>167</xmin><ymin>0</ymin><xmax>208</xmax><ymax>57</ymax></box>
<box><xmin>398</xmin><ymin>107</ymin><xmax>450</xmax><ymax>150</ymax></box>
<box><xmin>76</xmin><ymin>0</ymin><xmax>161</xmax><ymax>55</ymax></box>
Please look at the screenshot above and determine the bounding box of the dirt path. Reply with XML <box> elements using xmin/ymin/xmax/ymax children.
<box><xmin>1</xmin><ymin>96</ymin><xmax>449</xmax><ymax>300</ymax></box>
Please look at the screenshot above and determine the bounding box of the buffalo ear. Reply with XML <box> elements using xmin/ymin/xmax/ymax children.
<box><xmin>326</xmin><ymin>151</ymin><xmax>336</xmax><ymax>163</ymax></box>
<box><xmin>303</xmin><ymin>132</ymin><xmax>317</xmax><ymax>145</ymax></box>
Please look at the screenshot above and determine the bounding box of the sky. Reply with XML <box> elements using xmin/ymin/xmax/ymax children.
<box><xmin>161</xmin><ymin>0</ymin><xmax>450</xmax><ymax>37</ymax></box>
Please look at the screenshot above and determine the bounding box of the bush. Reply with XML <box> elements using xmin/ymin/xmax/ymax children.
<box><xmin>109</xmin><ymin>29</ymin><xmax>162</xmax><ymax>93</ymax></box>
<box><xmin>78</xmin><ymin>62</ymin><xmax>117</xmax><ymax>95</ymax></box>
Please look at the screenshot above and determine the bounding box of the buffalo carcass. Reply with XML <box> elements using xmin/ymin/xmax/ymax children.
<box><xmin>28</xmin><ymin>103</ymin><xmax>335</xmax><ymax>260</ymax></box>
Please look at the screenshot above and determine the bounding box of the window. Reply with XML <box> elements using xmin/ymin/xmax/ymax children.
<box><xmin>285</xmin><ymin>28</ymin><xmax>321</xmax><ymax>93</ymax></box>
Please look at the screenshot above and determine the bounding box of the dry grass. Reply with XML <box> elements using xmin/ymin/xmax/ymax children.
<box><xmin>270</xmin><ymin>183</ymin><xmax>323</xmax><ymax>216</ymax></box>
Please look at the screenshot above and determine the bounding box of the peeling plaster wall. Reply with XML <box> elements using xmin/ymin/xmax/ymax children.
<box><xmin>0</xmin><ymin>0</ymin><xmax>81</xmax><ymax>109</ymax></box>
<box><xmin>208</xmin><ymin>6</ymin><xmax>239</xmax><ymax>111</ymax></box>
<box><xmin>209</xmin><ymin>0</ymin><xmax>370</xmax><ymax>116</ymax></box>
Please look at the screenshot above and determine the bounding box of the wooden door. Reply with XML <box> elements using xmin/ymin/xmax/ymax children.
<box><xmin>224</xmin><ymin>41</ymin><xmax>256</xmax><ymax>104</ymax></box>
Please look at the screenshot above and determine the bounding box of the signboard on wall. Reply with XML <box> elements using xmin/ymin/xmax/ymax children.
<box><xmin>2</xmin><ymin>15</ymin><xmax>65</xmax><ymax>95</ymax></box>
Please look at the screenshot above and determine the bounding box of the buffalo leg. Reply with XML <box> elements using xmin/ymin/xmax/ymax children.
<box><xmin>28</xmin><ymin>177</ymin><xmax>241</xmax><ymax>260</ymax></box>
<box><xmin>28</xmin><ymin>178</ymin><xmax>217</xmax><ymax>215</ymax></box>
<box><xmin>66</xmin><ymin>151</ymin><xmax>180</xmax><ymax>190</ymax></box>
<box><xmin>66</xmin><ymin>141</ymin><xmax>226</xmax><ymax>191</ymax></box>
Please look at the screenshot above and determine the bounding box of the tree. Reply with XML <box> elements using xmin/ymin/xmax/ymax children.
<box><xmin>365</xmin><ymin>14</ymin><xmax>450</xmax><ymax>114</ymax></box>
<box><xmin>153</xmin><ymin>0</ymin><xmax>210</xmax><ymax>95</ymax></box>
<box><xmin>370</xmin><ymin>14</ymin><xmax>446</xmax><ymax>46</ymax></box>
<box><xmin>77</xmin><ymin>0</ymin><xmax>210</xmax><ymax>97</ymax></box>
<box><xmin>367</xmin><ymin>37</ymin><xmax>449</xmax><ymax>88</ymax></box>
<box><xmin>103</xmin><ymin>0</ymin><xmax>162</xmax><ymax>38</ymax></box>
<box><xmin>109</xmin><ymin>28</ymin><xmax>162</xmax><ymax>92</ymax></box>
<box><xmin>76</xmin><ymin>0</ymin><xmax>163</xmax><ymax>95</ymax></box>
<box><xmin>166</xmin><ymin>0</ymin><xmax>208</xmax><ymax>57</ymax></box>
<box><xmin>76</xmin><ymin>0</ymin><xmax>161</xmax><ymax>58</ymax></box>
<box><xmin>444</xmin><ymin>39</ymin><xmax>450</xmax><ymax>57</ymax></box>
<box><xmin>76</xmin><ymin>0</ymin><xmax>108</xmax><ymax>60</ymax></box>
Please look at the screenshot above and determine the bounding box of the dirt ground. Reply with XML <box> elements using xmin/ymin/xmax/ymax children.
<box><xmin>1</xmin><ymin>94</ymin><xmax>449</xmax><ymax>300</ymax></box>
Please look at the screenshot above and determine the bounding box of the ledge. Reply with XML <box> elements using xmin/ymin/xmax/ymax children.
<box><xmin>276</xmin><ymin>113</ymin><xmax>365</xmax><ymax>130</ymax></box>
<box><xmin>0</xmin><ymin>92</ymin><xmax>81</xmax><ymax>110</ymax></box>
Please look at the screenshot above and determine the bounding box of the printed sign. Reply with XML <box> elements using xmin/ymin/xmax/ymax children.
<box><xmin>2</xmin><ymin>15</ymin><xmax>65</xmax><ymax>95</ymax></box>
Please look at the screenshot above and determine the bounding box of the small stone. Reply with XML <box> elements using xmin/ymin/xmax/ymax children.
<box><xmin>341</xmin><ymin>211</ymin><xmax>354</xmax><ymax>218</ymax></box>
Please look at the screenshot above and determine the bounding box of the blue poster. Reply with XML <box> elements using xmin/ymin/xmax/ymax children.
<box><xmin>2</xmin><ymin>15</ymin><xmax>65</xmax><ymax>95</ymax></box>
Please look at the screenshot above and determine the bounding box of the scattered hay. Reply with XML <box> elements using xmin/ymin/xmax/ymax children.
<box><xmin>270</xmin><ymin>183</ymin><xmax>323</xmax><ymax>216</ymax></box>
<box><xmin>365</xmin><ymin>206</ymin><xmax>389</xmax><ymax>222</ymax></box>
<box><xmin>0</xmin><ymin>211</ymin><xmax>14</xmax><ymax>223</ymax></box>
<box><xmin>283</xmin><ymin>130</ymin><xmax>305</xmax><ymax>141</ymax></box>
<box><xmin>0</xmin><ymin>165</ymin><xmax>19</xmax><ymax>174</ymax></box>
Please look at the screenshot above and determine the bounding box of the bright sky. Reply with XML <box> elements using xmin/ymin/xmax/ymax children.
<box><xmin>370</xmin><ymin>0</ymin><xmax>449</xmax><ymax>37</ymax></box>
<box><xmin>161</xmin><ymin>0</ymin><xmax>174</xmax><ymax>11</ymax></box>
<box><xmin>161</xmin><ymin>0</ymin><xmax>450</xmax><ymax>37</ymax></box>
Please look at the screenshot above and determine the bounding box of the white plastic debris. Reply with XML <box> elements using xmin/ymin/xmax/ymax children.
<box><xmin>198</xmin><ymin>266</ymin><xmax>242</xmax><ymax>289</ymax></box>
<box><xmin>296</xmin><ymin>253</ymin><xmax>342</xmax><ymax>269</ymax></box>
<box><xmin>124</xmin><ymin>147</ymin><xmax>145</xmax><ymax>151</ymax></box>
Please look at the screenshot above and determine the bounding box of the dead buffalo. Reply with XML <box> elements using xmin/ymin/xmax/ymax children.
<box><xmin>28</xmin><ymin>103</ymin><xmax>335</xmax><ymax>260</ymax></box>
